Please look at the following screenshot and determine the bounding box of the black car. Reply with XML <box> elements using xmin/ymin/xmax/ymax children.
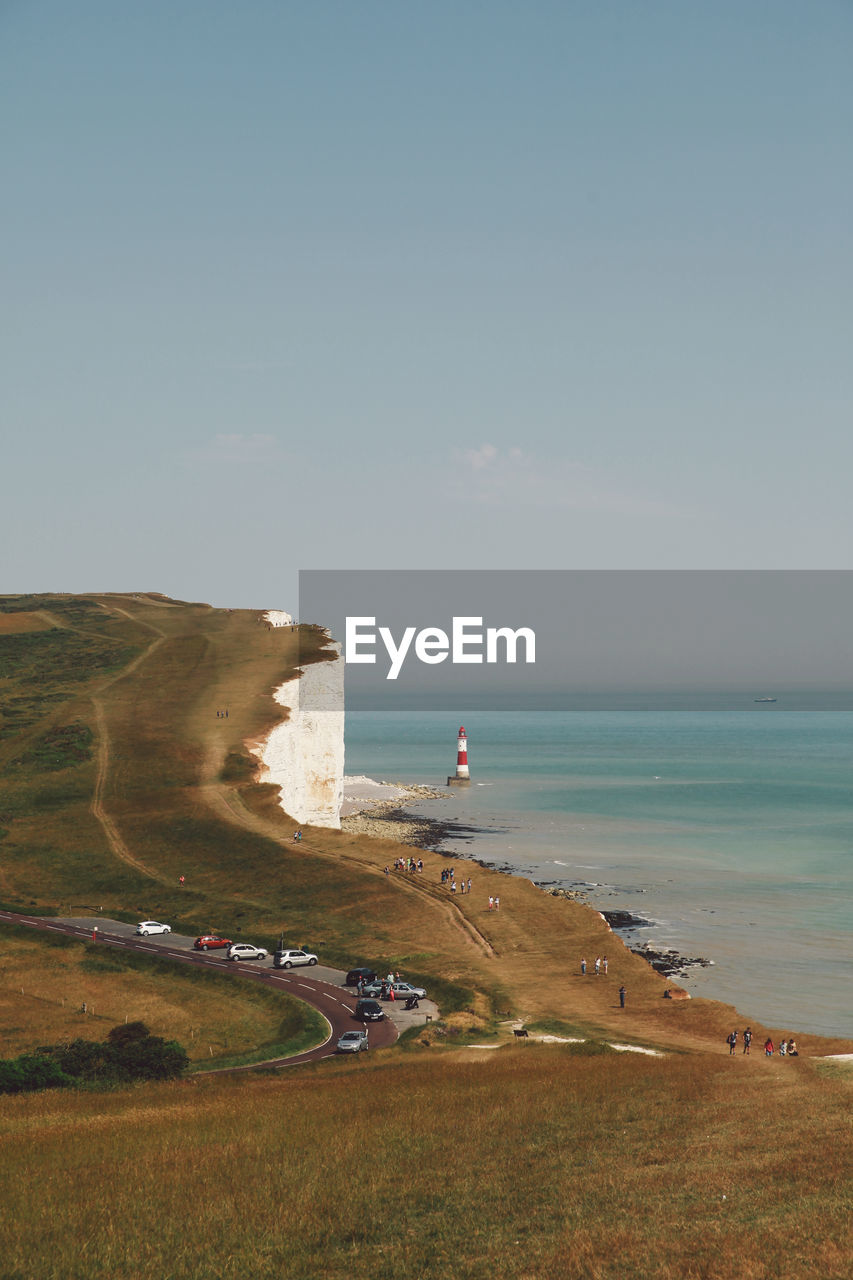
<box><xmin>354</xmin><ymin>999</ymin><xmax>384</xmax><ymax>1022</ymax></box>
<box><xmin>345</xmin><ymin>967</ymin><xmax>377</xmax><ymax>987</ymax></box>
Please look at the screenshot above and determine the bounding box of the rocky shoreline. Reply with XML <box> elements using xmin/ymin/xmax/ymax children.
<box><xmin>340</xmin><ymin>790</ymin><xmax>492</xmax><ymax>851</ymax></box>
<box><xmin>341</xmin><ymin>792</ymin><xmax>714</xmax><ymax>980</ymax></box>
<box><xmin>597</xmin><ymin>910</ymin><xmax>713</xmax><ymax>978</ymax></box>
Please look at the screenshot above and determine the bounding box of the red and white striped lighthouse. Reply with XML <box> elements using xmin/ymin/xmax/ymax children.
<box><xmin>448</xmin><ymin>725</ymin><xmax>472</xmax><ymax>786</ymax></box>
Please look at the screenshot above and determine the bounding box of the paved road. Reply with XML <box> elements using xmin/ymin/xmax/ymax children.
<box><xmin>0</xmin><ymin>911</ymin><xmax>438</xmax><ymax>1071</ymax></box>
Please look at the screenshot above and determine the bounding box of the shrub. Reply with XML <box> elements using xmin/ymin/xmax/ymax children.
<box><xmin>0</xmin><ymin>1025</ymin><xmax>189</xmax><ymax>1093</ymax></box>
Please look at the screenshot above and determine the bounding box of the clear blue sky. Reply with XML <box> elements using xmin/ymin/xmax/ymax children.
<box><xmin>3</xmin><ymin>1</ymin><xmax>852</xmax><ymax>609</ymax></box>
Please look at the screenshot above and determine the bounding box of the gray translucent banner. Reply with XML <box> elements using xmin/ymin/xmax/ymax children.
<box><xmin>297</xmin><ymin>570</ymin><xmax>853</xmax><ymax>711</ymax></box>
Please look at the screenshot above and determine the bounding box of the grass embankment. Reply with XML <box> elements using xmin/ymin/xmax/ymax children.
<box><xmin>1</xmin><ymin>593</ymin><xmax>852</xmax><ymax>1279</ymax></box>
<box><xmin>1</xmin><ymin>1047</ymin><xmax>850</xmax><ymax>1280</ymax></box>
<box><xmin>1</xmin><ymin>592</ymin><xmax>850</xmax><ymax>1059</ymax></box>
<box><xmin>0</xmin><ymin>925</ymin><xmax>325</xmax><ymax>1069</ymax></box>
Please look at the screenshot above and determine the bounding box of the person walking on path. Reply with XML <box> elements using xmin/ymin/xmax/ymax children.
<box><xmin>602</xmin><ymin>956</ymin><xmax>608</xmax><ymax>975</ymax></box>
<box><xmin>619</xmin><ymin>985</ymin><xmax>626</xmax><ymax>1008</ymax></box>
<box><xmin>594</xmin><ymin>956</ymin><xmax>601</xmax><ymax>976</ymax></box>
<box><xmin>467</xmin><ymin>878</ymin><xmax>471</xmax><ymax>894</ymax></box>
<box><xmin>488</xmin><ymin>896</ymin><xmax>494</xmax><ymax>911</ymax></box>
<box><xmin>743</xmin><ymin>1027</ymin><xmax>752</xmax><ymax>1055</ymax></box>
<box><xmin>580</xmin><ymin>957</ymin><xmax>587</xmax><ymax>976</ymax></box>
<box><xmin>494</xmin><ymin>896</ymin><xmax>500</xmax><ymax>911</ymax></box>
<box><xmin>727</xmin><ymin>1030</ymin><xmax>738</xmax><ymax>1055</ymax></box>
<box><xmin>764</xmin><ymin>1037</ymin><xmax>774</xmax><ymax>1056</ymax></box>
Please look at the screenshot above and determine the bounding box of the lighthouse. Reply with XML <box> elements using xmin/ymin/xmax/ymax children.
<box><xmin>447</xmin><ymin>725</ymin><xmax>472</xmax><ymax>787</ymax></box>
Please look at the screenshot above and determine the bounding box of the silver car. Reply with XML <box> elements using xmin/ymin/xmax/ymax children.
<box><xmin>227</xmin><ymin>943</ymin><xmax>269</xmax><ymax>962</ymax></box>
<box><xmin>362</xmin><ymin>980</ymin><xmax>426</xmax><ymax>1002</ymax></box>
<box><xmin>273</xmin><ymin>948</ymin><xmax>318</xmax><ymax>969</ymax></box>
<box><xmin>336</xmin><ymin>1029</ymin><xmax>369</xmax><ymax>1054</ymax></box>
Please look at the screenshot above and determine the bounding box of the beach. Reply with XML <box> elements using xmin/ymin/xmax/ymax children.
<box><xmin>342</xmin><ymin>709</ymin><xmax>853</xmax><ymax>1039</ymax></box>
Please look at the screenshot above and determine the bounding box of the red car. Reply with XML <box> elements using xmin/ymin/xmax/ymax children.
<box><xmin>194</xmin><ymin>935</ymin><xmax>232</xmax><ymax>952</ymax></box>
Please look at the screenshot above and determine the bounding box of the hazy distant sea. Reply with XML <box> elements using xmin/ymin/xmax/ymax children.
<box><xmin>344</xmin><ymin>708</ymin><xmax>853</xmax><ymax>1039</ymax></box>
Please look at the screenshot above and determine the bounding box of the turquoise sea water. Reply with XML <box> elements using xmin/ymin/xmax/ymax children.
<box><xmin>344</xmin><ymin>710</ymin><xmax>853</xmax><ymax>1038</ymax></box>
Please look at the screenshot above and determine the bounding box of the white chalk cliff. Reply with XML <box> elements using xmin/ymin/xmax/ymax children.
<box><xmin>251</xmin><ymin>641</ymin><xmax>344</xmax><ymax>829</ymax></box>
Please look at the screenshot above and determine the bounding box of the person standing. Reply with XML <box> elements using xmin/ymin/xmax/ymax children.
<box><xmin>727</xmin><ymin>1030</ymin><xmax>738</xmax><ymax>1055</ymax></box>
<box><xmin>594</xmin><ymin>956</ymin><xmax>601</xmax><ymax>976</ymax></box>
<box><xmin>494</xmin><ymin>896</ymin><xmax>500</xmax><ymax>911</ymax></box>
<box><xmin>488</xmin><ymin>896</ymin><xmax>494</xmax><ymax>911</ymax></box>
<box><xmin>602</xmin><ymin>956</ymin><xmax>608</xmax><ymax>975</ymax></box>
<box><xmin>619</xmin><ymin>985</ymin><xmax>626</xmax><ymax>1008</ymax></box>
<box><xmin>764</xmin><ymin>1037</ymin><xmax>774</xmax><ymax>1056</ymax></box>
<box><xmin>580</xmin><ymin>957</ymin><xmax>587</xmax><ymax>976</ymax></box>
<box><xmin>743</xmin><ymin>1027</ymin><xmax>752</xmax><ymax>1055</ymax></box>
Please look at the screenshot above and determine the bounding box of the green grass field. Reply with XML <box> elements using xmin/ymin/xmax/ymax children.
<box><xmin>1</xmin><ymin>593</ymin><xmax>851</xmax><ymax>1279</ymax></box>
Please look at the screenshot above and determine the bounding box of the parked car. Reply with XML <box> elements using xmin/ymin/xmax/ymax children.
<box><xmin>345</xmin><ymin>967</ymin><xmax>377</xmax><ymax>987</ymax></box>
<box><xmin>354</xmin><ymin>999</ymin><xmax>384</xmax><ymax>1022</ymax></box>
<box><xmin>272</xmin><ymin>948</ymin><xmax>318</xmax><ymax>969</ymax></box>
<box><xmin>336</xmin><ymin>1029</ymin><xmax>369</xmax><ymax>1054</ymax></box>
<box><xmin>227</xmin><ymin>943</ymin><xmax>269</xmax><ymax>962</ymax></box>
<box><xmin>362</xmin><ymin>980</ymin><xmax>427</xmax><ymax>1002</ymax></box>
<box><xmin>194</xmin><ymin>935</ymin><xmax>232</xmax><ymax>951</ymax></box>
<box><xmin>135</xmin><ymin>921</ymin><xmax>171</xmax><ymax>936</ymax></box>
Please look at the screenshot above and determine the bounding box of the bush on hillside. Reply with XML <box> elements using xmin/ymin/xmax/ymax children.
<box><xmin>0</xmin><ymin>1023</ymin><xmax>189</xmax><ymax>1094</ymax></box>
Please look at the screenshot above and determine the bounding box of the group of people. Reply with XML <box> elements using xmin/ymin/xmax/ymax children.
<box><xmin>579</xmin><ymin>956</ymin><xmax>608</xmax><ymax>976</ymax></box>
<box><xmin>292</xmin><ymin>830</ymin><xmax>302</xmax><ymax>842</ymax></box>
<box><xmin>354</xmin><ymin>970</ymin><xmax>418</xmax><ymax>1009</ymax></box>
<box><xmin>727</xmin><ymin>1027</ymin><xmax>799</xmax><ymax>1057</ymax></box>
<box><xmin>440</xmin><ymin>867</ymin><xmax>473</xmax><ymax>896</ymax></box>
<box><xmin>388</xmin><ymin>857</ymin><xmax>423</xmax><ymax>874</ymax></box>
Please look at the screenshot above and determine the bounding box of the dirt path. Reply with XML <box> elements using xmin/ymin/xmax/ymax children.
<box><xmin>89</xmin><ymin>610</ymin><xmax>169</xmax><ymax>883</ymax></box>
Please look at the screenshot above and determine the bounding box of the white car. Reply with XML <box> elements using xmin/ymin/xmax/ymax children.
<box><xmin>273</xmin><ymin>948</ymin><xmax>318</xmax><ymax>969</ymax></box>
<box><xmin>136</xmin><ymin>920</ymin><xmax>171</xmax><ymax>936</ymax></box>
<box><xmin>227</xmin><ymin>943</ymin><xmax>269</xmax><ymax>962</ymax></box>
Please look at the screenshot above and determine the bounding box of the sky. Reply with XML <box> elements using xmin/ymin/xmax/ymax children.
<box><xmin>3</xmin><ymin>1</ymin><xmax>852</xmax><ymax>611</ymax></box>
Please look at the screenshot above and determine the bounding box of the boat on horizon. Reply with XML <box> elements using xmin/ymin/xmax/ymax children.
<box><xmin>754</xmin><ymin>697</ymin><xmax>777</xmax><ymax>703</ymax></box>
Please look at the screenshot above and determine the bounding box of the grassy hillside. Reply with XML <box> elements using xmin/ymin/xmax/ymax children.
<box><xmin>1</xmin><ymin>593</ymin><xmax>851</xmax><ymax>1279</ymax></box>
<box><xmin>1</xmin><ymin>1047</ymin><xmax>850</xmax><ymax>1280</ymax></box>
<box><xmin>0</xmin><ymin>923</ymin><xmax>324</xmax><ymax>1069</ymax></box>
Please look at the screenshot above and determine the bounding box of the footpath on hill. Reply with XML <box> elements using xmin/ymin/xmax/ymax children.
<box><xmin>6</xmin><ymin>592</ymin><xmax>849</xmax><ymax>1065</ymax></box>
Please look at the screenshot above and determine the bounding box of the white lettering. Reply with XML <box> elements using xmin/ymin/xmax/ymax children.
<box><xmin>415</xmin><ymin>628</ymin><xmax>449</xmax><ymax>664</ymax></box>
<box><xmin>346</xmin><ymin>617</ymin><xmax>377</xmax><ymax>663</ymax></box>
<box><xmin>486</xmin><ymin>626</ymin><xmax>536</xmax><ymax>664</ymax></box>
<box><xmin>379</xmin><ymin>625</ymin><xmax>416</xmax><ymax>680</ymax></box>
<box><xmin>452</xmin><ymin>616</ymin><xmax>484</xmax><ymax>664</ymax></box>
<box><xmin>344</xmin><ymin>617</ymin><xmax>536</xmax><ymax>677</ymax></box>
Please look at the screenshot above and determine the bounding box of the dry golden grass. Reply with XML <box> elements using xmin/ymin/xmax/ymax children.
<box><xmin>2</xmin><ymin>594</ymin><xmax>849</xmax><ymax>1061</ymax></box>
<box><xmin>0</xmin><ymin>611</ymin><xmax>53</xmax><ymax>634</ymax></box>
<box><xmin>2</xmin><ymin>594</ymin><xmax>852</xmax><ymax>1279</ymax></box>
<box><xmin>0</xmin><ymin>1046</ymin><xmax>849</xmax><ymax>1280</ymax></box>
<box><xmin>0</xmin><ymin>932</ymin><xmax>308</xmax><ymax>1064</ymax></box>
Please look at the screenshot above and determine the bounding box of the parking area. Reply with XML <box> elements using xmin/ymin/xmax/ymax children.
<box><xmin>59</xmin><ymin>917</ymin><xmax>439</xmax><ymax>1033</ymax></box>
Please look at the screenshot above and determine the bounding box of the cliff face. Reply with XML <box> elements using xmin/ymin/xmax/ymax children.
<box><xmin>252</xmin><ymin>644</ymin><xmax>344</xmax><ymax>829</ymax></box>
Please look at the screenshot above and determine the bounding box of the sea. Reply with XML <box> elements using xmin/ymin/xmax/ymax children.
<box><xmin>344</xmin><ymin>707</ymin><xmax>853</xmax><ymax>1039</ymax></box>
